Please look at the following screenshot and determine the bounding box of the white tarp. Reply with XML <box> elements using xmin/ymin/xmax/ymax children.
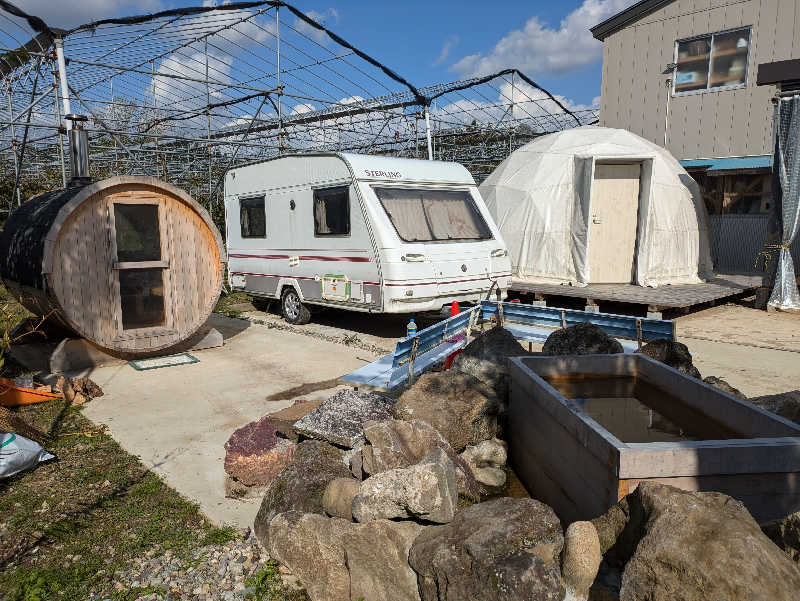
<box><xmin>480</xmin><ymin>126</ymin><xmax>714</xmax><ymax>287</ymax></box>
<box><xmin>768</xmin><ymin>95</ymin><xmax>800</xmax><ymax>311</ymax></box>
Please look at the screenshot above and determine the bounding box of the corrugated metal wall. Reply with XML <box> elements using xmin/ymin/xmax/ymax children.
<box><xmin>709</xmin><ymin>214</ymin><xmax>800</xmax><ymax>274</ymax></box>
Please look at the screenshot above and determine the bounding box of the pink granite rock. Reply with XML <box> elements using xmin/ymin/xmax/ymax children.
<box><xmin>224</xmin><ymin>416</ymin><xmax>296</xmax><ymax>487</ymax></box>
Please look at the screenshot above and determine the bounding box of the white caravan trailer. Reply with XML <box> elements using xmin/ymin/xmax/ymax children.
<box><xmin>224</xmin><ymin>153</ymin><xmax>511</xmax><ymax>323</ymax></box>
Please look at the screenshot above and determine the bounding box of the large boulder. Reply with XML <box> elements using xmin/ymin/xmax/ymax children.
<box><xmin>294</xmin><ymin>389</ymin><xmax>395</xmax><ymax>448</ymax></box>
<box><xmin>352</xmin><ymin>449</ymin><xmax>457</xmax><ymax>524</ymax></box>
<box><xmin>561</xmin><ymin>521</ymin><xmax>603</xmax><ymax>601</ymax></box>
<box><xmin>593</xmin><ymin>482</ymin><xmax>800</xmax><ymax>601</ymax></box>
<box><xmin>269</xmin><ymin>511</ymin><xmax>426</xmax><ymax>601</ymax></box>
<box><xmin>343</xmin><ymin>519</ymin><xmax>425</xmax><ymax>601</ymax></box>
<box><xmin>394</xmin><ymin>371</ymin><xmax>500</xmax><ymax>451</ymax></box>
<box><xmin>269</xmin><ymin>511</ymin><xmax>355</xmax><ymax>601</ymax></box>
<box><xmin>409</xmin><ymin>497</ymin><xmax>565</xmax><ymax>601</ymax></box>
<box><xmin>269</xmin><ymin>399</ymin><xmax>324</xmax><ymax>441</ymax></box>
<box><xmin>224</xmin><ymin>416</ymin><xmax>296</xmax><ymax>488</ymax></box>
<box><xmin>460</xmin><ymin>438</ymin><xmax>507</xmax><ymax>488</ymax></box>
<box><xmin>450</xmin><ymin>326</ymin><xmax>530</xmax><ymax>400</ymax></box>
<box><xmin>761</xmin><ymin>510</ymin><xmax>800</xmax><ymax>563</ymax></box>
<box><xmin>749</xmin><ymin>390</ymin><xmax>800</xmax><ymax>425</ymax></box>
<box><xmin>636</xmin><ymin>339</ymin><xmax>700</xmax><ymax>379</ymax></box>
<box><xmin>322</xmin><ymin>477</ymin><xmax>361</xmax><ymax>520</ymax></box>
<box><xmin>253</xmin><ymin>439</ymin><xmax>351</xmax><ymax>548</ymax></box>
<box><xmin>542</xmin><ymin>323</ymin><xmax>623</xmax><ymax>356</ymax></box>
<box><xmin>362</xmin><ymin>418</ymin><xmax>481</xmax><ymax>500</ymax></box>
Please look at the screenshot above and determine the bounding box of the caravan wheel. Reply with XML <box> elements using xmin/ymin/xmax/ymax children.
<box><xmin>281</xmin><ymin>287</ymin><xmax>311</xmax><ymax>325</ymax></box>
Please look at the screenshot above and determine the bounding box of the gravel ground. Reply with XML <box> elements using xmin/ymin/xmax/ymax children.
<box><xmin>85</xmin><ymin>532</ymin><xmax>277</xmax><ymax>601</ymax></box>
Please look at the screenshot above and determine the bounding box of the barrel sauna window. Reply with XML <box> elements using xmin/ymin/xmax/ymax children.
<box><xmin>109</xmin><ymin>195</ymin><xmax>173</xmax><ymax>337</ymax></box>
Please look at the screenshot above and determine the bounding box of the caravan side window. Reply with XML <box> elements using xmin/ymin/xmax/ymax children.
<box><xmin>313</xmin><ymin>186</ymin><xmax>350</xmax><ymax>236</ymax></box>
<box><xmin>240</xmin><ymin>196</ymin><xmax>266</xmax><ymax>238</ymax></box>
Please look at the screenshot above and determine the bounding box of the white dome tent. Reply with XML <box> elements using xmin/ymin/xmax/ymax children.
<box><xmin>480</xmin><ymin>126</ymin><xmax>714</xmax><ymax>287</ymax></box>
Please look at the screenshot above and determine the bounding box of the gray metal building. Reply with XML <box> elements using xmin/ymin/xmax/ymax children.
<box><xmin>591</xmin><ymin>0</ymin><xmax>800</xmax><ymax>273</ymax></box>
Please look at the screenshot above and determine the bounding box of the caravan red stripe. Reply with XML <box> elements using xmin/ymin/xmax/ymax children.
<box><xmin>384</xmin><ymin>274</ymin><xmax>512</xmax><ymax>287</ymax></box>
<box><xmin>230</xmin><ymin>272</ymin><xmax>381</xmax><ymax>285</ymax></box>
<box><xmin>231</xmin><ymin>272</ymin><xmax>316</xmax><ymax>281</ymax></box>
<box><xmin>229</xmin><ymin>253</ymin><xmax>371</xmax><ymax>262</ymax></box>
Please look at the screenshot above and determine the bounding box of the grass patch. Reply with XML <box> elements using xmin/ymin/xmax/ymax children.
<box><xmin>214</xmin><ymin>290</ymin><xmax>256</xmax><ymax>318</ymax></box>
<box><xmin>0</xmin><ymin>281</ymin><xmax>34</xmax><ymax>379</ymax></box>
<box><xmin>245</xmin><ymin>561</ymin><xmax>308</xmax><ymax>601</ymax></box>
<box><xmin>0</xmin><ymin>404</ymin><xmax>237</xmax><ymax>600</ymax></box>
<box><xmin>0</xmin><ymin>281</ymin><xmax>30</xmax><ymax>338</ymax></box>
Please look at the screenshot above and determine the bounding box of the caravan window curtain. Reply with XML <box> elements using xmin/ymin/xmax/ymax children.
<box><xmin>240</xmin><ymin>196</ymin><xmax>266</xmax><ymax>238</ymax></box>
<box><xmin>374</xmin><ymin>187</ymin><xmax>492</xmax><ymax>242</ymax></box>
<box><xmin>314</xmin><ymin>186</ymin><xmax>350</xmax><ymax>236</ymax></box>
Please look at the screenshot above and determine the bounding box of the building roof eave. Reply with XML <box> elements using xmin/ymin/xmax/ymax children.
<box><xmin>591</xmin><ymin>0</ymin><xmax>677</xmax><ymax>41</ymax></box>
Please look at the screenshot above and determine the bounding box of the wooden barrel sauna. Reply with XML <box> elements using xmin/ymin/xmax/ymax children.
<box><xmin>0</xmin><ymin>176</ymin><xmax>225</xmax><ymax>357</ymax></box>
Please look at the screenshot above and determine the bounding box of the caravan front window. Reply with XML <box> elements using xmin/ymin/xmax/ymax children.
<box><xmin>374</xmin><ymin>187</ymin><xmax>492</xmax><ymax>242</ymax></box>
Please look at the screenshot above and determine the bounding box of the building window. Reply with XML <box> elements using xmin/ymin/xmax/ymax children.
<box><xmin>314</xmin><ymin>186</ymin><xmax>350</xmax><ymax>236</ymax></box>
<box><xmin>240</xmin><ymin>196</ymin><xmax>266</xmax><ymax>238</ymax></box>
<box><xmin>674</xmin><ymin>27</ymin><xmax>750</xmax><ymax>94</ymax></box>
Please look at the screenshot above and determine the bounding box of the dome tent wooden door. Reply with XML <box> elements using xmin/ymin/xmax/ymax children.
<box><xmin>0</xmin><ymin>176</ymin><xmax>225</xmax><ymax>357</ymax></box>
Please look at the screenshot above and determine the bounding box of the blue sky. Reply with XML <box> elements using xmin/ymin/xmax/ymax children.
<box><xmin>17</xmin><ymin>0</ymin><xmax>636</xmax><ymax>107</ymax></box>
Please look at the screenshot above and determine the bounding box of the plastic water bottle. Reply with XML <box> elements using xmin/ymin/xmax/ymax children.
<box><xmin>406</xmin><ymin>317</ymin><xmax>417</xmax><ymax>338</ymax></box>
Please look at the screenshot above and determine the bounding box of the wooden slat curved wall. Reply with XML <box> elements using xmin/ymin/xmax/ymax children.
<box><xmin>1</xmin><ymin>176</ymin><xmax>224</xmax><ymax>357</ymax></box>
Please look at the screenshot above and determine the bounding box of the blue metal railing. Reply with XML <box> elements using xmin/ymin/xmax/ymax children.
<box><xmin>479</xmin><ymin>301</ymin><xmax>675</xmax><ymax>343</ymax></box>
<box><xmin>391</xmin><ymin>306</ymin><xmax>480</xmax><ymax>369</ymax></box>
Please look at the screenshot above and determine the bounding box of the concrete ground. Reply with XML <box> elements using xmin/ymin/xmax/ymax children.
<box><xmin>676</xmin><ymin>303</ymin><xmax>800</xmax><ymax>353</ymax></box>
<box><xmin>675</xmin><ymin>304</ymin><xmax>800</xmax><ymax>397</ymax></box>
<box><xmin>81</xmin><ymin>313</ymin><xmax>373</xmax><ymax>528</ymax></box>
<box><xmin>235</xmin><ymin>301</ymin><xmax>427</xmax><ymax>353</ymax></box>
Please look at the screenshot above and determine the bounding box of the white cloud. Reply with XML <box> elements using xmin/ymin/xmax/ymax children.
<box><xmin>431</xmin><ymin>80</ymin><xmax>597</xmax><ymax>132</ymax></box>
<box><xmin>293</xmin><ymin>8</ymin><xmax>340</xmax><ymax>45</ymax></box>
<box><xmin>433</xmin><ymin>35</ymin><xmax>459</xmax><ymax>67</ymax></box>
<box><xmin>451</xmin><ymin>0</ymin><xmax>635</xmax><ymax>78</ymax></box>
<box><xmin>142</xmin><ymin>3</ymin><xmax>278</xmax><ymax>132</ymax></box>
<box><xmin>14</xmin><ymin>0</ymin><xmax>161</xmax><ymax>30</ymax></box>
<box><xmin>290</xmin><ymin>103</ymin><xmax>316</xmax><ymax>115</ymax></box>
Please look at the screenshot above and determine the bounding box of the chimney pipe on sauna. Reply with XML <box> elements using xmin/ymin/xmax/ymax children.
<box><xmin>65</xmin><ymin>114</ymin><xmax>91</xmax><ymax>187</ymax></box>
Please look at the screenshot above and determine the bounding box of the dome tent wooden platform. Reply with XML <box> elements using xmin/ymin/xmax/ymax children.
<box><xmin>0</xmin><ymin>176</ymin><xmax>225</xmax><ymax>357</ymax></box>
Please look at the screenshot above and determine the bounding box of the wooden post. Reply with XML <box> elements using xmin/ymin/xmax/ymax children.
<box><xmin>636</xmin><ymin>319</ymin><xmax>643</xmax><ymax>349</ymax></box>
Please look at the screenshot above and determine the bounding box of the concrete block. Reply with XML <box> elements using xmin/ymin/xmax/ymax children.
<box><xmin>50</xmin><ymin>338</ymin><xmax>126</xmax><ymax>373</ymax></box>
<box><xmin>184</xmin><ymin>327</ymin><xmax>224</xmax><ymax>351</ymax></box>
<box><xmin>34</xmin><ymin>328</ymin><xmax>225</xmax><ymax>374</ymax></box>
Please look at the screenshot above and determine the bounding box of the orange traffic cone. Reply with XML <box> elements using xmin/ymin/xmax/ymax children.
<box><xmin>443</xmin><ymin>301</ymin><xmax>463</xmax><ymax>370</ymax></box>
